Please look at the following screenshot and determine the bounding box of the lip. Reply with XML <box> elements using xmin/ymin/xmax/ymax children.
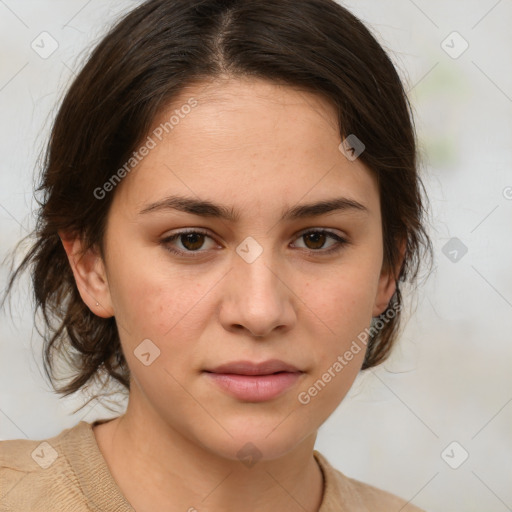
<box><xmin>203</xmin><ymin>359</ymin><xmax>304</xmax><ymax>402</ymax></box>
<box><xmin>206</xmin><ymin>359</ymin><xmax>301</xmax><ymax>375</ymax></box>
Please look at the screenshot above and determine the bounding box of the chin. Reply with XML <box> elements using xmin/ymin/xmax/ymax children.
<box><xmin>193</xmin><ymin>413</ymin><xmax>313</xmax><ymax>464</ymax></box>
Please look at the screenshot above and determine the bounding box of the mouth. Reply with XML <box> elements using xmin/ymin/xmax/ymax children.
<box><xmin>203</xmin><ymin>359</ymin><xmax>304</xmax><ymax>402</ymax></box>
<box><xmin>204</xmin><ymin>359</ymin><xmax>302</xmax><ymax>376</ymax></box>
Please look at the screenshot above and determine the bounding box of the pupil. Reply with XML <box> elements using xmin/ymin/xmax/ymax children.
<box><xmin>182</xmin><ymin>233</ymin><xmax>204</xmax><ymax>250</ymax></box>
<box><xmin>306</xmin><ymin>232</ymin><xmax>325</xmax><ymax>249</ymax></box>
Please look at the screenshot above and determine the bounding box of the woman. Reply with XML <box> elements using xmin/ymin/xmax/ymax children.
<box><xmin>0</xmin><ymin>0</ymin><xmax>433</xmax><ymax>510</ymax></box>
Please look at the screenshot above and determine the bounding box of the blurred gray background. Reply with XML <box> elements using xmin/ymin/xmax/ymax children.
<box><xmin>1</xmin><ymin>1</ymin><xmax>511</xmax><ymax>511</ymax></box>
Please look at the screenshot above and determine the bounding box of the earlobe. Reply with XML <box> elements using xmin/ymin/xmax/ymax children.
<box><xmin>59</xmin><ymin>232</ymin><xmax>114</xmax><ymax>318</ymax></box>
<box><xmin>372</xmin><ymin>238</ymin><xmax>406</xmax><ymax>317</ymax></box>
<box><xmin>372</xmin><ymin>271</ymin><xmax>397</xmax><ymax>317</ymax></box>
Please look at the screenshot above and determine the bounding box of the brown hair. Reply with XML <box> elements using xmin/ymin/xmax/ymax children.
<box><xmin>4</xmin><ymin>0</ymin><xmax>433</xmax><ymax>405</ymax></box>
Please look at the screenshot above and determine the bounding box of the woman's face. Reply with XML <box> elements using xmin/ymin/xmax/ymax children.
<box><xmin>99</xmin><ymin>77</ymin><xmax>396</xmax><ymax>460</ymax></box>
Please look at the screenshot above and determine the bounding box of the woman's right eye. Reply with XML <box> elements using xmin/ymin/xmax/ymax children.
<box><xmin>160</xmin><ymin>230</ymin><xmax>216</xmax><ymax>257</ymax></box>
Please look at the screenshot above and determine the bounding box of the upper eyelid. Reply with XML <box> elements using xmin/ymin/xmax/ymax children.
<box><xmin>162</xmin><ymin>226</ymin><xmax>344</xmax><ymax>238</ymax></box>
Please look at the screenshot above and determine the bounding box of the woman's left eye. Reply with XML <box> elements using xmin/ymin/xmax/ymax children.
<box><xmin>161</xmin><ymin>229</ymin><xmax>348</xmax><ymax>257</ymax></box>
<box><xmin>292</xmin><ymin>229</ymin><xmax>348</xmax><ymax>254</ymax></box>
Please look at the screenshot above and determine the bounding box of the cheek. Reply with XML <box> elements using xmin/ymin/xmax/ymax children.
<box><xmin>305</xmin><ymin>260</ymin><xmax>378</xmax><ymax>335</ymax></box>
<box><xmin>295</xmin><ymin>286</ymin><xmax>370</xmax><ymax>424</ymax></box>
<box><xmin>296</xmin><ymin>258</ymin><xmax>379</xmax><ymax>403</ymax></box>
<box><xmin>106</xmin><ymin>247</ymin><xmax>210</xmax><ymax>342</ymax></box>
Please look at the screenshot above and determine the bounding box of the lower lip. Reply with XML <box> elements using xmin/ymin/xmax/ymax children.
<box><xmin>204</xmin><ymin>371</ymin><xmax>303</xmax><ymax>402</ymax></box>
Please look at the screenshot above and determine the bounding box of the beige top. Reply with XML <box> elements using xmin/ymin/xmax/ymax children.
<box><xmin>0</xmin><ymin>420</ymin><xmax>424</xmax><ymax>511</ymax></box>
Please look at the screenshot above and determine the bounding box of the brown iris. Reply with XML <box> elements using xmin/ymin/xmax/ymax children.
<box><xmin>302</xmin><ymin>232</ymin><xmax>327</xmax><ymax>250</ymax></box>
<box><xmin>180</xmin><ymin>233</ymin><xmax>206</xmax><ymax>251</ymax></box>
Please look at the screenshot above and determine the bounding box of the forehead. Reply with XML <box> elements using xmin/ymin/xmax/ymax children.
<box><xmin>111</xmin><ymin>77</ymin><xmax>379</xmax><ymax>219</ymax></box>
<box><xmin>162</xmin><ymin>76</ymin><xmax>341</xmax><ymax>153</ymax></box>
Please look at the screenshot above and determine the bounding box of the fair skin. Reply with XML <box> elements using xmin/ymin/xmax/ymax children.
<box><xmin>61</xmin><ymin>77</ymin><xmax>402</xmax><ymax>512</ymax></box>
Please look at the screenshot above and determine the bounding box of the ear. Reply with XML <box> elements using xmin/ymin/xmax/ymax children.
<box><xmin>372</xmin><ymin>238</ymin><xmax>406</xmax><ymax>317</ymax></box>
<box><xmin>59</xmin><ymin>231</ymin><xmax>114</xmax><ymax>318</ymax></box>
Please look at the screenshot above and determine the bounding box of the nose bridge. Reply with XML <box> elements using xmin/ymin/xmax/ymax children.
<box><xmin>233</xmin><ymin>235</ymin><xmax>282</xmax><ymax>302</ymax></box>
<box><xmin>222</xmin><ymin>235</ymin><xmax>293</xmax><ymax>336</ymax></box>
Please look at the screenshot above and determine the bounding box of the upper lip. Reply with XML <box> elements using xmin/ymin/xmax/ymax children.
<box><xmin>205</xmin><ymin>359</ymin><xmax>302</xmax><ymax>376</ymax></box>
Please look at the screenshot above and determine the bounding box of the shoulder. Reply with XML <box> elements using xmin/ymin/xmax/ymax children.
<box><xmin>314</xmin><ymin>450</ymin><xmax>426</xmax><ymax>512</ymax></box>
<box><xmin>345</xmin><ymin>477</ymin><xmax>425</xmax><ymax>511</ymax></box>
<box><xmin>0</xmin><ymin>422</ymin><xmax>91</xmax><ymax>512</ymax></box>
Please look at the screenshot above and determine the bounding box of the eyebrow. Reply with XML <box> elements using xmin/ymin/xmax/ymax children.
<box><xmin>139</xmin><ymin>195</ymin><xmax>368</xmax><ymax>221</ymax></box>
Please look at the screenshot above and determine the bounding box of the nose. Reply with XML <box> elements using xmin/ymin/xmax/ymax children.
<box><xmin>218</xmin><ymin>248</ymin><xmax>296</xmax><ymax>338</ymax></box>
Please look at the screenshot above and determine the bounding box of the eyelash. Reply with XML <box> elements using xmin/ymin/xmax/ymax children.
<box><xmin>160</xmin><ymin>229</ymin><xmax>349</xmax><ymax>258</ymax></box>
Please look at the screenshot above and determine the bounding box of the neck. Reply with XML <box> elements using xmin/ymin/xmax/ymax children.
<box><xmin>93</xmin><ymin>389</ymin><xmax>324</xmax><ymax>512</ymax></box>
